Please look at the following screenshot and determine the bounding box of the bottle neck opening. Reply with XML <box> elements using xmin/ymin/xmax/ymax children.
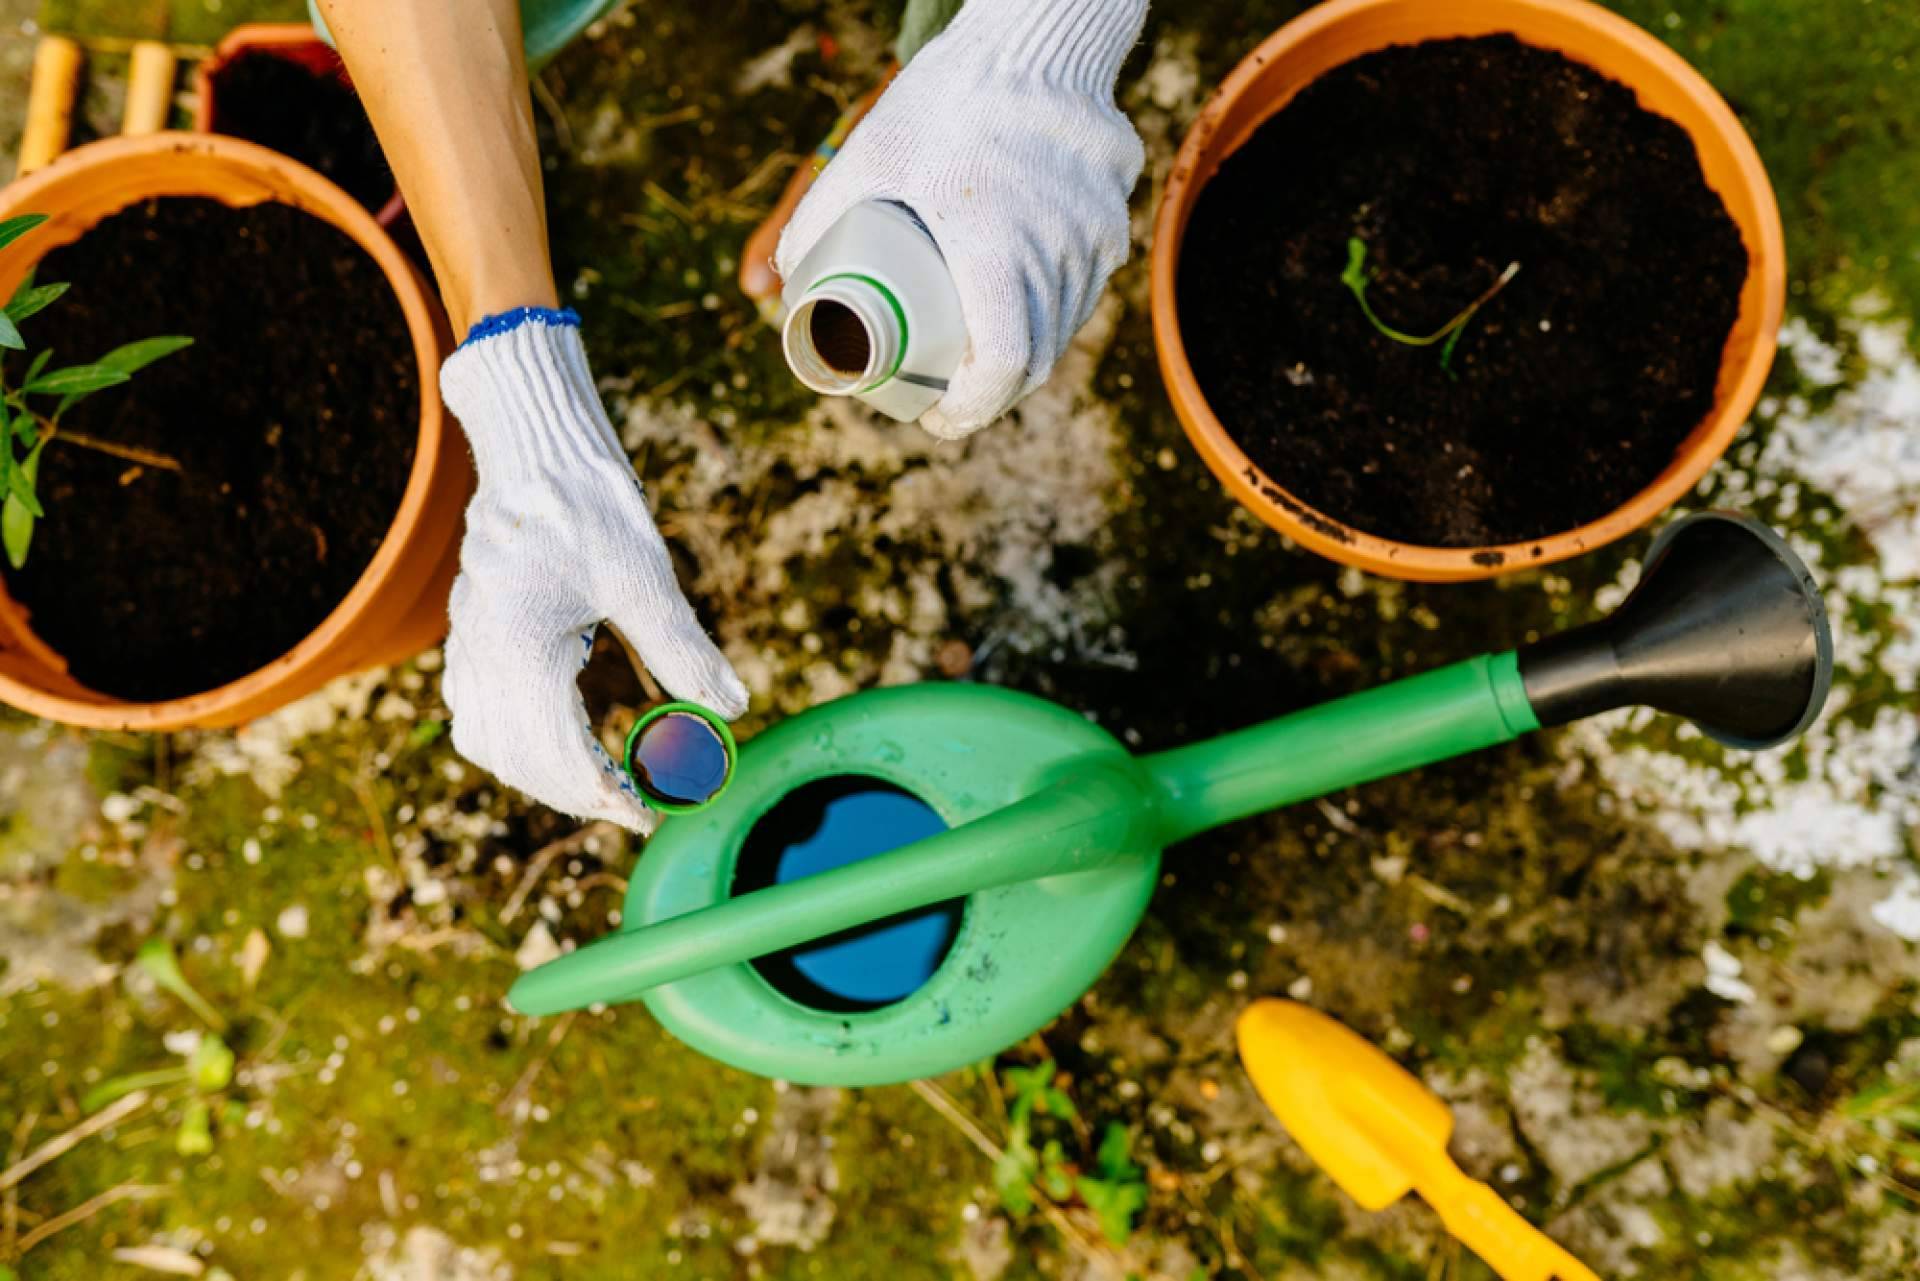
<box><xmin>783</xmin><ymin>276</ymin><xmax>904</xmax><ymax>395</ymax></box>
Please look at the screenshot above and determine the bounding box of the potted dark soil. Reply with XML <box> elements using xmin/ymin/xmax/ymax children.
<box><xmin>193</xmin><ymin>24</ymin><xmax>403</xmax><ymax>226</ymax></box>
<box><xmin>0</xmin><ymin>133</ymin><xmax>468</xmax><ymax>730</ymax></box>
<box><xmin>1152</xmin><ymin>0</ymin><xmax>1785</xmax><ymax>581</ymax></box>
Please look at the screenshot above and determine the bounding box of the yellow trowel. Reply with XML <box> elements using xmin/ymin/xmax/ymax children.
<box><xmin>1236</xmin><ymin>1000</ymin><xmax>1600</xmax><ymax>1281</ymax></box>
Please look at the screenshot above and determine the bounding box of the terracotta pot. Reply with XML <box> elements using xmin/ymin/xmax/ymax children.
<box><xmin>1151</xmin><ymin>0</ymin><xmax>1786</xmax><ymax>582</ymax></box>
<box><xmin>0</xmin><ymin>133</ymin><xmax>469</xmax><ymax>730</ymax></box>
<box><xmin>193</xmin><ymin>23</ymin><xmax>406</xmax><ymax>228</ymax></box>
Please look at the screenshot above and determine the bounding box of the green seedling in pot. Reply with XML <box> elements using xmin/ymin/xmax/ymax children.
<box><xmin>0</xmin><ymin>212</ymin><xmax>194</xmax><ymax>569</ymax></box>
<box><xmin>511</xmin><ymin>513</ymin><xmax>1832</xmax><ymax>1088</ymax></box>
<box><xmin>1341</xmin><ymin>236</ymin><xmax>1520</xmax><ymax>375</ymax></box>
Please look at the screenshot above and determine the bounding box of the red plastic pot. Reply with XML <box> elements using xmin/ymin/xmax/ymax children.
<box><xmin>193</xmin><ymin>22</ymin><xmax>406</xmax><ymax>229</ymax></box>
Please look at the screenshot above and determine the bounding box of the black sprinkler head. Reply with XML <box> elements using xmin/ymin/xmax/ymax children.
<box><xmin>1518</xmin><ymin>512</ymin><xmax>1834</xmax><ymax>749</ymax></box>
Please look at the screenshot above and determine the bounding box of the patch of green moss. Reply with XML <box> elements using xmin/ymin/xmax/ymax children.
<box><xmin>1238</xmin><ymin>1159</ymin><xmax>1349</xmax><ymax>1270</ymax></box>
<box><xmin>1561</xmin><ymin>1023</ymin><xmax>1711</xmax><ymax>1118</ymax></box>
<box><xmin>47</xmin><ymin>849</ymin><xmax>140</xmax><ymax>903</ymax></box>
<box><xmin>1725</xmin><ymin>866</ymin><xmax>1833</xmax><ymax>946</ymax></box>
<box><xmin>1607</xmin><ymin>0</ymin><xmax>1920</xmax><ymax>325</ymax></box>
<box><xmin>1640</xmin><ymin>1173</ymin><xmax>1859</xmax><ymax>1281</ymax></box>
<box><xmin>83</xmin><ymin>734</ymin><xmax>150</xmax><ymax>799</ymax></box>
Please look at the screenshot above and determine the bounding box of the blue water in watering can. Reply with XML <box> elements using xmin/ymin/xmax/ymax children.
<box><xmin>740</xmin><ymin>780</ymin><xmax>957</xmax><ymax>1008</ymax></box>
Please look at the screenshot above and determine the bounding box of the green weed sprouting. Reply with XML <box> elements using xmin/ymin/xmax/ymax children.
<box><xmin>1340</xmin><ymin>236</ymin><xmax>1521</xmax><ymax>377</ymax></box>
<box><xmin>0</xmin><ymin>213</ymin><xmax>193</xmax><ymax>569</ymax></box>
<box><xmin>135</xmin><ymin>935</ymin><xmax>228</xmax><ymax>1031</ymax></box>
<box><xmin>1826</xmin><ymin>1077</ymin><xmax>1920</xmax><ymax>1199</ymax></box>
<box><xmin>82</xmin><ymin>936</ymin><xmax>241</xmax><ymax>1157</ymax></box>
<box><xmin>991</xmin><ymin>1058</ymin><xmax>1150</xmax><ymax>1246</ymax></box>
<box><xmin>1076</xmin><ymin>1122</ymin><xmax>1149</xmax><ymax>1247</ymax></box>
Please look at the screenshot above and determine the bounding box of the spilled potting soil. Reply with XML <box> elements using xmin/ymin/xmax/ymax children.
<box><xmin>4</xmin><ymin>197</ymin><xmax>415</xmax><ymax>700</ymax></box>
<box><xmin>206</xmin><ymin>51</ymin><xmax>395</xmax><ymax>214</ymax></box>
<box><xmin>1178</xmin><ymin>34</ymin><xmax>1748</xmax><ymax>547</ymax></box>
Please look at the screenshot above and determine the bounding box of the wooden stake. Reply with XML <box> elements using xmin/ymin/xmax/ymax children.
<box><xmin>121</xmin><ymin>41</ymin><xmax>179</xmax><ymax>137</ymax></box>
<box><xmin>17</xmin><ymin>36</ymin><xmax>84</xmax><ymax>178</ymax></box>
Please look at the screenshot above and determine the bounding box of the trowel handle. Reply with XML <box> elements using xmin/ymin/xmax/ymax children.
<box><xmin>1420</xmin><ymin>1161</ymin><xmax>1602</xmax><ymax>1281</ymax></box>
<box><xmin>508</xmin><ymin>760</ymin><xmax>1153</xmax><ymax>1015</ymax></box>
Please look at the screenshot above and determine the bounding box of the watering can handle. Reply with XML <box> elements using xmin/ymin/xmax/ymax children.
<box><xmin>1142</xmin><ymin>652</ymin><xmax>1540</xmax><ymax>842</ymax></box>
<box><xmin>508</xmin><ymin>759</ymin><xmax>1153</xmax><ymax>1015</ymax></box>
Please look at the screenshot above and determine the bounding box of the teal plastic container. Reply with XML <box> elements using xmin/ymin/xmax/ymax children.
<box><xmin>307</xmin><ymin>0</ymin><xmax>619</xmax><ymax>68</ymax></box>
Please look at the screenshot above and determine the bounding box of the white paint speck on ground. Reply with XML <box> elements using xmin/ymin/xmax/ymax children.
<box><xmin>187</xmin><ymin>667</ymin><xmax>390</xmax><ymax>797</ymax></box>
<box><xmin>1869</xmin><ymin>871</ymin><xmax>1920</xmax><ymax>941</ymax></box>
<box><xmin>514</xmin><ymin>921</ymin><xmax>561</xmax><ymax>972</ymax></box>
<box><xmin>1568</xmin><ymin>302</ymin><xmax>1920</xmax><ymax>935</ymax></box>
<box><xmin>1771</xmin><ymin>308</ymin><xmax>1920</xmax><ymax>580</ymax></box>
<box><xmin>1703</xmin><ymin>940</ymin><xmax>1756</xmax><ymax>1003</ymax></box>
<box><xmin>276</xmin><ymin>904</ymin><xmax>309</xmax><ymax>940</ymax></box>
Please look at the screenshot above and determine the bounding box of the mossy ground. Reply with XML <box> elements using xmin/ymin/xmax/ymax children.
<box><xmin>3</xmin><ymin>1</ymin><xmax>1918</xmax><ymax>1278</ymax></box>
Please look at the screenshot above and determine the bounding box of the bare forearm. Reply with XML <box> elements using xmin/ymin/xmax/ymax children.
<box><xmin>316</xmin><ymin>0</ymin><xmax>558</xmax><ymax>331</ymax></box>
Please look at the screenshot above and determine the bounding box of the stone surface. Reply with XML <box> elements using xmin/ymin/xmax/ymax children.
<box><xmin>1</xmin><ymin>2</ymin><xmax>1918</xmax><ymax>1278</ymax></box>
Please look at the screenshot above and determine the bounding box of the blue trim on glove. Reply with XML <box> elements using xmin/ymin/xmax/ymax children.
<box><xmin>461</xmin><ymin>306</ymin><xmax>582</xmax><ymax>349</ymax></box>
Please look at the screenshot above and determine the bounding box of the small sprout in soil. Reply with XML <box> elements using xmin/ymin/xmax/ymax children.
<box><xmin>990</xmin><ymin>1059</ymin><xmax>1148</xmax><ymax>1247</ymax></box>
<box><xmin>1340</xmin><ymin>236</ymin><xmax>1521</xmax><ymax>377</ymax></box>
<box><xmin>176</xmin><ymin>1097</ymin><xmax>215</xmax><ymax>1157</ymax></box>
<box><xmin>1076</xmin><ymin>1123</ymin><xmax>1148</xmax><ymax>1246</ymax></box>
<box><xmin>82</xmin><ymin>1032</ymin><xmax>236</xmax><ymax>1112</ymax></box>
<box><xmin>134</xmin><ymin>935</ymin><xmax>229</xmax><ymax>1031</ymax></box>
<box><xmin>0</xmin><ymin>212</ymin><xmax>194</xmax><ymax>569</ymax></box>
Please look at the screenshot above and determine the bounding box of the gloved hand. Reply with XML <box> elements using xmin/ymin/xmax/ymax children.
<box><xmin>776</xmin><ymin>0</ymin><xmax>1148</xmax><ymax>440</ymax></box>
<box><xmin>438</xmin><ymin>308</ymin><xmax>747</xmax><ymax>832</ymax></box>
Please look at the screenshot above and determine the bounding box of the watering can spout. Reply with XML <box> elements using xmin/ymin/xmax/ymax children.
<box><xmin>1141</xmin><ymin>513</ymin><xmax>1831</xmax><ymax>845</ymax></box>
<box><xmin>1517</xmin><ymin>512</ymin><xmax>1832</xmax><ymax>748</ymax></box>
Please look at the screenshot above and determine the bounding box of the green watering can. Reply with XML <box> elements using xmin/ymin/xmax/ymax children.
<box><xmin>511</xmin><ymin>513</ymin><xmax>1832</xmax><ymax>1086</ymax></box>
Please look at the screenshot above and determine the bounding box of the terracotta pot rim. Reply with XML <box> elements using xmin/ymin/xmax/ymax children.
<box><xmin>191</xmin><ymin>23</ymin><xmax>341</xmax><ymax>135</ymax></box>
<box><xmin>0</xmin><ymin>131</ymin><xmax>452</xmax><ymax>729</ymax></box>
<box><xmin>1150</xmin><ymin>0</ymin><xmax>1787</xmax><ymax>582</ymax></box>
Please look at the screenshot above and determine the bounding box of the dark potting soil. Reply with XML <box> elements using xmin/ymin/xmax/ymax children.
<box><xmin>209</xmin><ymin>52</ymin><xmax>395</xmax><ymax>213</ymax></box>
<box><xmin>1177</xmin><ymin>35</ymin><xmax>1749</xmax><ymax>548</ymax></box>
<box><xmin>3</xmin><ymin>197</ymin><xmax>417</xmax><ymax>701</ymax></box>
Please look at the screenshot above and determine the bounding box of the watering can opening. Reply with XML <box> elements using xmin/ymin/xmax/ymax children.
<box><xmin>732</xmin><ymin>775</ymin><xmax>967</xmax><ymax>1013</ymax></box>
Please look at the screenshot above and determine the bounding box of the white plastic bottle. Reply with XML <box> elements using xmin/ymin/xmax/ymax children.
<box><xmin>779</xmin><ymin>201</ymin><xmax>968</xmax><ymax>423</ymax></box>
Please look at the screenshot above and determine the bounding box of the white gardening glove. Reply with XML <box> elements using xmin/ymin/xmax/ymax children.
<box><xmin>776</xmin><ymin>0</ymin><xmax>1148</xmax><ymax>440</ymax></box>
<box><xmin>438</xmin><ymin>308</ymin><xmax>747</xmax><ymax>832</ymax></box>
